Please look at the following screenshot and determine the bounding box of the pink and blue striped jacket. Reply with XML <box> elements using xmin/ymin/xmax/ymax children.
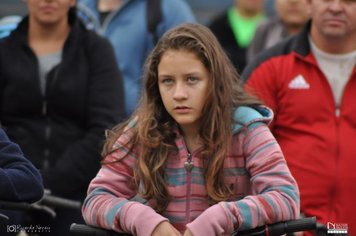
<box><xmin>82</xmin><ymin>106</ymin><xmax>300</xmax><ymax>236</ymax></box>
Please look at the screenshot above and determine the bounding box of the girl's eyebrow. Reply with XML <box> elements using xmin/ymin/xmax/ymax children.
<box><xmin>158</xmin><ymin>71</ymin><xmax>202</xmax><ymax>78</ymax></box>
<box><xmin>158</xmin><ymin>74</ymin><xmax>173</xmax><ymax>78</ymax></box>
<box><xmin>185</xmin><ymin>71</ymin><xmax>200</xmax><ymax>75</ymax></box>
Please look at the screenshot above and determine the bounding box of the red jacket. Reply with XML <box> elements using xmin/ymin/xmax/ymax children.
<box><xmin>242</xmin><ymin>21</ymin><xmax>356</xmax><ymax>236</ymax></box>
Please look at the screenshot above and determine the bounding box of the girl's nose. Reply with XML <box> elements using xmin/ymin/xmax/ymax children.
<box><xmin>173</xmin><ymin>82</ymin><xmax>188</xmax><ymax>100</ymax></box>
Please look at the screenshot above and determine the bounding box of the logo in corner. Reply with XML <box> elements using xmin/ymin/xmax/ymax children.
<box><xmin>327</xmin><ymin>222</ymin><xmax>348</xmax><ymax>234</ymax></box>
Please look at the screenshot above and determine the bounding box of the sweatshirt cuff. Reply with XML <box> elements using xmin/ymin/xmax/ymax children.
<box><xmin>186</xmin><ymin>203</ymin><xmax>232</xmax><ymax>236</ymax></box>
<box><xmin>121</xmin><ymin>202</ymin><xmax>168</xmax><ymax>236</ymax></box>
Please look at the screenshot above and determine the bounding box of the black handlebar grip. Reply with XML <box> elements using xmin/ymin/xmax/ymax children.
<box><xmin>0</xmin><ymin>213</ymin><xmax>9</xmax><ymax>224</ymax></box>
<box><xmin>70</xmin><ymin>223</ymin><xmax>113</xmax><ymax>236</ymax></box>
<box><xmin>235</xmin><ymin>217</ymin><xmax>317</xmax><ymax>236</ymax></box>
<box><xmin>70</xmin><ymin>224</ymin><xmax>131</xmax><ymax>236</ymax></box>
<box><xmin>268</xmin><ymin>217</ymin><xmax>317</xmax><ymax>235</ymax></box>
<box><xmin>41</xmin><ymin>195</ymin><xmax>82</xmax><ymax>210</ymax></box>
<box><xmin>0</xmin><ymin>201</ymin><xmax>32</xmax><ymax>211</ymax></box>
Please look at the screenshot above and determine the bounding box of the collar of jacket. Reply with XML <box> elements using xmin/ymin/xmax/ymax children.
<box><xmin>291</xmin><ymin>20</ymin><xmax>312</xmax><ymax>58</ymax></box>
<box><xmin>232</xmin><ymin>105</ymin><xmax>273</xmax><ymax>134</ymax></box>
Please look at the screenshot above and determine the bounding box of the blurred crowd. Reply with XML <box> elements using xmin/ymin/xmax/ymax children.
<box><xmin>1</xmin><ymin>0</ymin><xmax>355</xmax><ymax>235</ymax></box>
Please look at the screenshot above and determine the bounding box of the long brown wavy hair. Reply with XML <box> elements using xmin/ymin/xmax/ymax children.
<box><xmin>103</xmin><ymin>23</ymin><xmax>261</xmax><ymax>212</ymax></box>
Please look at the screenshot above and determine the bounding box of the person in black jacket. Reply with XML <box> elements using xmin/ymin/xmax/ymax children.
<box><xmin>0</xmin><ymin>127</ymin><xmax>43</xmax><ymax>231</ymax></box>
<box><xmin>208</xmin><ymin>0</ymin><xmax>265</xmax><ymax>74</ymax></box>
<box><xmin>0</xmin><ymin>127</ymin><xmax>43</xmax><ymax>202</ymax></box>
<box><xmin>0</xmin><ymin>0</ymin><xmax>125</xmax><ymax>235</ymax></box>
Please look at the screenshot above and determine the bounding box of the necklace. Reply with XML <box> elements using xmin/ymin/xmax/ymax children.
<box><xmin>184</xmin><ymin>152</ymin><xmax>193</xmax><ymax>172</ymax></box>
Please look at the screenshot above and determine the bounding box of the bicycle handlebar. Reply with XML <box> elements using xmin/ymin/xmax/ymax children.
<box><xmin>40</xmin><ymin>194</ymin><xmax>82</xmax><ymax>210</ymax></box>
<box><xmin>0</xmin><ymin>192</ymin><xmax>82</xmax><ymax>218</ymax></box>
<box><xmin>0</xmin><ymin>199</ymin><xmax>56</xmax><ymax>218</ymax></box>
<box><xmin>70</xmin><ymin>224</ymin><xmax>128</xmax><ymax>236</ymax></box>
<box><xmin>0</xmin><ymin>213</ymin><xmax>9</xmax><ymax>224</ymax></box>
<box><xmin>234</xmin><ymin>217</ymin><xmax>317</xmax><ymax>236</ymax></box>
<box><xmin>70</xmin><ymin>217</ymin><xmax>317</xmax><ymax>236</ymax></box>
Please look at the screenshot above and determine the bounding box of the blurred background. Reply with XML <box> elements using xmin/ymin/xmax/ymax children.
<box><xmin>0</xmin><ymin>0</ymin><xmax>276</xmax><ymax>25</ymax></box>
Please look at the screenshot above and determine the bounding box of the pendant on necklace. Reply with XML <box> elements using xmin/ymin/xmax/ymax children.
<box><xmin>184</xmin><ymin>161</ymin><xmax>193</xmax><ymax>172</ymax></box>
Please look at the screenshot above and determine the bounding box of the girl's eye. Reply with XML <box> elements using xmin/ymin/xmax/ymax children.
<box><xmin>187</xmin><ymin>76</ymin><xmax>198</xmax><ymax>83</ymax></box>
<box><xmin>161</xmin><ymin>78</ymin><xmax>173</xmax><ymax>85</ymax></box>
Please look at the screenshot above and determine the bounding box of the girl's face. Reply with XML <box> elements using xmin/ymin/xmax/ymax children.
<box><xmin>158</xmin><ymin>49</ymin><xmax>210</xmax><ymax>134</ymax></box>
<box><xmin>26</xmin><ymin>0</ymin><xmax>75</xmax><ymax>25</ymax></box>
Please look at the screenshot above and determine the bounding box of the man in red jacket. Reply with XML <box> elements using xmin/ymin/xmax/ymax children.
<box><xmin>242</xmin><ymin>0</ymin><xmax>356</xmax><ymax>235</ymax></box>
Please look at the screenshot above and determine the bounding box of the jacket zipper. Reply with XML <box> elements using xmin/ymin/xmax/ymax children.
<box><xmin>185</xmin><ymin>152</ymin><xmax>193</xmax><ymax>223</ymax></box>
<box><xmin>42</xmin><ymin>99</ymin><xmax>50</xmax><ymax>169</ymax></box>
<box><xmin>42</xmin><ymin>66</ymin><xmax>60</xmax><ymax>169</ymax></box>
<box><xmin>329</xmin><ymin>104</ymin><xmax>341</xmax><ymax>220</ymax></box>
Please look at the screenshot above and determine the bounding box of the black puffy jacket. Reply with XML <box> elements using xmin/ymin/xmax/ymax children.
<box><xmin>0</xmin><ymin>15</ymin><xmax>125</xmax><ymax>198</ymax></box>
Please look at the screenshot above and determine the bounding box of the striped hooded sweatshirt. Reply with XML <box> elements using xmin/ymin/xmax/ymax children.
<box><xmin>82</xmin><ymin>106</ymin><xmax>300</xmax><ymax>236</ymax></box>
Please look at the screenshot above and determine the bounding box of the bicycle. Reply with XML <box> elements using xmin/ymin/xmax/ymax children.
<box><xmin>70</xmin><ymin>216</ymin><xmax>345</xmax><ymax>236</ymax></box>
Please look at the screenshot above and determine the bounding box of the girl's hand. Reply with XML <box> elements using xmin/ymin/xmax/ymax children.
<box><xmin>152</xmin><ymin>221</ymin><xmax>181</xmax><ymax>236</ymax></box>
<box><xmin>183</xmin><ymin>229</ymin><xmax>193</xmax><ymax>236</ymax></box>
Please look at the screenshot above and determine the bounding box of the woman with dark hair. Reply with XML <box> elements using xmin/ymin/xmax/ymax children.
<box><xmin>82</xmin><ymin>23</ymin><xmax>299</xmax><ymax>236</ymax></box>
<box><xmin>0</xmin><ymin>0</ymin><xmax>124</xmax><ymax>234</ymax></box>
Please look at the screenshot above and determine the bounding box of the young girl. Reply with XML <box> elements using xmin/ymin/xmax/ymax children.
<box><xmin>82</xmin><ymin>23</ymin><xmax>300</xmax><ymax>236</ymax></box>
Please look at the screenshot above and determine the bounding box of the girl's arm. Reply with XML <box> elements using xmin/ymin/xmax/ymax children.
<box><xmin>187</xmin><ymin>123</ymin><xmax>300</xmax><ymax>235</ymax></box>
<box><xmin>82</xmin><ymin>134</ymin><xmax>168</xmax><ymax>236</ymax></box>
